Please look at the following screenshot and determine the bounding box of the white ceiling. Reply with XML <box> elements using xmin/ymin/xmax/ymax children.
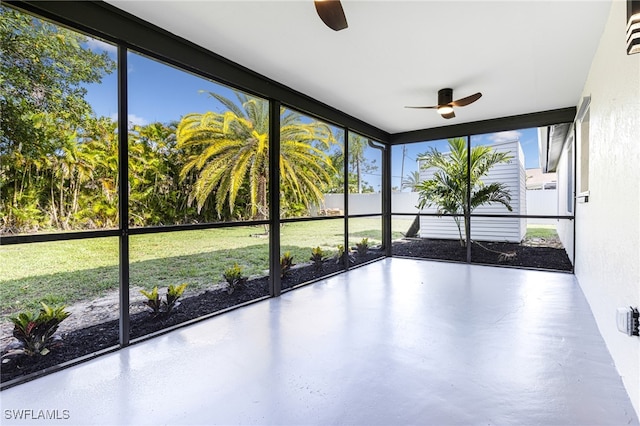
<box><xmin>107</xmin><ymin>0</ymin><xmax>611</xmax><ymax>134</ymax></box>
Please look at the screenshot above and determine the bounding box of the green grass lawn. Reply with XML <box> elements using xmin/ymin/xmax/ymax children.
<box><xmin>525</xmin><ymin>224</ymin><xmax>559</xmax><ymax>239</ymax></box>
<box><xmin>0</xmin><ymin>218</ymin><xmax>555</xmax><ymax>317</ymax></box>
<box><xmin>0</xmin><ymin>218</ymin><xmax>390</xmax><ymax>315</ymax></box>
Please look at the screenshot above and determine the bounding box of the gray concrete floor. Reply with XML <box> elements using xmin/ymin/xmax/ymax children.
<box><xmin>1</xmin><ymin>258</ymin><xmax>638</xmax><ymax>425</ymax></box>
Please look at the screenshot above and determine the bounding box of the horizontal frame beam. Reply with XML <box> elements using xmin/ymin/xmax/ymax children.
<box><xmin>390</xmin><ymin>107</ymin><xmax>577</xmax><ymax>145</ymax></box>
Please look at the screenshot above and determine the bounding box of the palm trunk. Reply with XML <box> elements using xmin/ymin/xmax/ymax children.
<box><xmin>50</xmin><ymin>182</ymin><xmax>59</xmax><ymax>227</ymax></box>
<box><xmin>453</xmin><ymin>216</ymin><xmax>465</xmax><ymax>247</ymax></box>
<box><xmin>463</xmin><ymin>208</ymin><xmax>471</xmax><ymax>248</ymax></box>
<box><xmin>405</xmin><ymin>214</ymin><xmax>420</xmax><ymax>238</ymax></box>
<box><xmin>258</xmin><ymin>174</ymin><xmax>267</xmax><ymax>220</ymax></box>
<box><xmin>59</xmin><ymin>175</ymin><xmax>67</xmax><ymax>229</ymax></box>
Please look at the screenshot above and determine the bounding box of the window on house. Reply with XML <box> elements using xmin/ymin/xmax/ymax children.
<box><xmin>567</xmin><ymin>143</ymin><xmax>574</xmax><ymax>213</ymax></box>
<box><xmin>579</xmin><ymin>109</ymin><xmax>590</xmax><ymax>194</ymax></box>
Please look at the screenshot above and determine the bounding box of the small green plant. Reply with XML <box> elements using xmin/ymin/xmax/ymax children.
<box><xmin>140</xmin><ymin>286</ymin><xmax>162</xmax><ymax>315</ymax></box>
<box><xmin>280</xmin><ymin>251</ymin><xmax>295</xmax><ymax>278</ymax></box>
<box><xmin>310</xmin><ymin>246</ymin><xmax>327</xmax><ymax>269</ymax></box>
<box><xmin>140</xmin><ymin>284</ymin><xmax>188</xmax><ymax>316</ymax></box>
<box><xmin>164</xmin><ymin>283</ymin><xmax>188</xmax><ymax>313</ymax></box>
<box><xmin>335</xmin><ymin>244</ymin><xmax>355</xmax><ymax>264</ymax></box>
<box><xmin>223</xmin><ymin>263</ymin><xmax>248</xmax><ymax>295</ymax></box>
<box><xmin>9</xmin><ymin>302</ymin><xmax>70</xmax><ymax>356</ymax></box>
<box><xmin>355</xmin><ymin>238</ymin><xmax>369</xmax><ymax>256</ymax></box>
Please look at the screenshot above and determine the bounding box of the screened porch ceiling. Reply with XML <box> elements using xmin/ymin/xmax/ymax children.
<box><xmin>106</xmin><ymin>0</ymin><xmax>610</xmax><ymax>135</ymax></box>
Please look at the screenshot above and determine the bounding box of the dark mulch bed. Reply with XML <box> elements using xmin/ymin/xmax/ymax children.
<box><xmin>391</xmin><ymin>238</ymin><xmax>573</xmax><ymax>271</ymax></box>
<box><xmin>1</xmin><ymin>251</ymin><xmax>383</xmax><ymax>385</ymax></box>
<box><xmin>2</xmin><ymin>240</ymin><xmax>568</xmax><ymax>385</ymax></box>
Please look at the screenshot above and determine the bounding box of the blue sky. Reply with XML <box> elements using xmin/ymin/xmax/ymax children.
<box><xmin>389</xmin><ymin>128</ymin><xmax>539</xmax><ymax>191</ymax></box>
<box><xmin>84</xmin><ymin>39</ymin><xmax>541</xmax><ymax>194</ymax></box>
<box><xmin>84</xmin><ymin>42</ymin><xmax>240</xmax><ymax>126</ymax></box>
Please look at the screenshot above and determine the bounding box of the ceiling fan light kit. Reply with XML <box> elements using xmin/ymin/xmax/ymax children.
<box><xmin>437</xmin><ymin>105</ymin><xmax>454</xmax><ymax>116</ymax></box>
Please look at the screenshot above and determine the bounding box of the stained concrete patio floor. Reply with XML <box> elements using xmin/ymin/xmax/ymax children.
<box><xmin>1</xmin><ymin>258</ymin><xmax>638</xmax><ymax>425</ymax></box>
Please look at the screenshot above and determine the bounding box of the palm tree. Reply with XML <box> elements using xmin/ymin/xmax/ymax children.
<box><xmin>177</xmin><ymin>92</ymin><xmax>336</xmax><ymax>220</ymax></box>
<box><xmin>401</xmin><ymin>171</ymin><xmax>421</xmax><ymax>191</ymax></box>
<box><xmin>415</xmin><ymin>138</ymin><xmax>512</xmax><ymax>246</ymax></box>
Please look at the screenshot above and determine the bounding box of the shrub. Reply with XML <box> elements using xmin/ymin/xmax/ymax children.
<box><xmin>336</xmin><ymin>244</ymin><xmax>355</xmax><ymax>264</ymax></box>
<box><xmin>310</xmin><ymin>246</ymin><xmax>327</xmax><ymax>269</ymax></box>
<box><xmin>140</xmin><ymin>286</ymin><xmax>162</xmax><ymax>315</ymax></box>
<box><xmin>140</xmin><ymin>284</ymin><xmax>188</xmax><ymax>316</ymax></box>
<box><xmin>9</xmin><ymin>302</ymin><xmax>70</xmax><ymax>356</ymax></box>
<box><xmin>223</xmin><ymin>263</ymin><xmax>247</xmax><ymax>295</ymax></box>
<box><xmin>355</xmin><ymin>238</ymin><xmax>369</xmax><ymax>256</ymax></box>
<box><xmin>164</xmin><ymin>283</ymin><xmax>188</xmax><ymax>313</ymax></box>
<box><xmin>280</xmin><ymin>251</ymin><xmax>295</xmax><ymax>278</ymax></box>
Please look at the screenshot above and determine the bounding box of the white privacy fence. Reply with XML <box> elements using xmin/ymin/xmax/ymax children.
<box><xmin>318</xmin><ymin>193</ymin><xmax>382</xmax><ymax>215</ymax></box>
<box><xmin>314</xmin><ymin>187</ymin><xmax>558</xmax><ymax>242</ymax></box>
<box><xmin>317</xmin><ymin>189</ymin><xmax>557</xmax><ymax>218</ymax></box>
<box><xmin>525</xmin><ymin>189</ymin><xmax>559</xmax><ymax>225</ymax></box>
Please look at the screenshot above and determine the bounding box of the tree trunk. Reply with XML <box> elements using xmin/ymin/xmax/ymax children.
<box><xmin>463</xmin><ymin>210</ymin><xmax>471</xmax><ymax>248</ymax></box>
<box><xmin>405</xmin><ymin>215</ymin><xmax>420</xmax><ymax>238</ymax></box>
<box><xmin>257</xmin><ymin>174</ymin><xmax>267</xmax><ymax>220</ymax></box>
<box><xmin>453</xmin><ymin>217</ymin><xmax>465</xmax><ymax>246</ymax></box>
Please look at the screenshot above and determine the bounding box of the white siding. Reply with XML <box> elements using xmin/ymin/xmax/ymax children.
<box><xmin>418</xmin><ymin>140</ymin><xmax>526</xmax><ymax>242</ymax></box>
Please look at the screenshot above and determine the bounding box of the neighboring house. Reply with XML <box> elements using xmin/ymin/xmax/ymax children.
<box><xmin>525</xmin><ymin>167</ymin><xmax>557</xmax><ymax>190</ymax></box>
<box><xmin>418</xmin><ymin>139</ymin><xmax>527</xmax><ymax>243</ymax></box>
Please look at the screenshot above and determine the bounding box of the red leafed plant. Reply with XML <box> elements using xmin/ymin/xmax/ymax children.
<box><xmin>8</xmin><ymin>302</ymin><xmax>70</xmax><ymax>356</ymax></box>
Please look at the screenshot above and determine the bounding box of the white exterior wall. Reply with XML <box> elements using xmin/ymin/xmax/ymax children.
<box><xmin>573</xmin><ymin>1</ymin><xmax>640</xmax><ymax>417</ymax></box>
<box><xmin>418</xmin><ymin>140</ymin><xmax>526</xmax><ymax>242</ymax></box>
<box><xmin>556</xmin><ymin>142</ymin><xmax>575</xmax><ymax>263</ymax></box>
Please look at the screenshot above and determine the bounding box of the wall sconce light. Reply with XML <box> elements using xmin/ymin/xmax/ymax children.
<box><xmin>628</xmin><ymin>0</ymin><xmax>640</xmax><ymax>55</ymax></box>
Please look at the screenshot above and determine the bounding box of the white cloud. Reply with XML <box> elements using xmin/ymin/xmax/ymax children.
<box><xmin>85</xmin><ymin>38</ymin><xmax>117</xmax><ymax>55</ymax></box>
<box><xmin>109</xmin><ymin>113</ymin><xmax>149</xmax><ymax>128</ymax></box>
<box><xmin>489</xmin><ymin>130</ymin><xmax>522</xmax><ymax>142</ymax></box>
<box><xmin>128</xmin><ymin>114</ymin><xmax>148</xmax><ymax>127</ymax></box>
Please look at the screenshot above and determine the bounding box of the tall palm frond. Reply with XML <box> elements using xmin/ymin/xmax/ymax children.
<box><xmin>401</xmin><ymin>171</ymin><xmax>421</xmax><ymax>191</ymax></box>
<box><xmin>177</xmin><ymin>92</ymin><xmax>336</xmax><ymax>219</ymax></box>
<box><xmin>415</xmin><ymin>138</ymin><xmax>513</xmax><ymax>245</ymax></box>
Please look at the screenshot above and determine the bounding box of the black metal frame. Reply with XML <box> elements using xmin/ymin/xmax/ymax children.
<box><xmin>268</xmin><ymin>99</ymin><xmax>281</xmax><ymax>297</ymax></box>
<box><xmin>390</xmin><ymin>108</ymin><xmax>577</xmax><ymax>145</ymax></box>
<box><xmin>117</xmin><ymin>44</ymin><xmax>130</xmax><ymax>347</ymax></box>
<box><xmin>0</xmin><ymin>0</ymin><xmax>580</xmax><ymax>388</ymax></box>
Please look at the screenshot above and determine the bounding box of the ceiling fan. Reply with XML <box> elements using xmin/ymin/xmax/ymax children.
<box><xmin>405</xmin><ymin>88</ymin><xmax>482</xmax><ymax>119</ymax></box>
<box><xmin>314</xmin><ymin>0</ymin><xmax>348</xmax><ymax>31</ymax></box>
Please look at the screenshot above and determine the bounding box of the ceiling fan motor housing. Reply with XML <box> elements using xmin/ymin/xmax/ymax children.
<box><xmin>438</xmin><ymin>88</ymin><xmax>453</xmax><ymax>105</ymax></box>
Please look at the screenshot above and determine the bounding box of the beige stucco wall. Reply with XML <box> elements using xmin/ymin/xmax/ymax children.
<box><xmin>575</xmin><ymin>0</ymin><xmax>640</xmax><ymax>416</ymax></box>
